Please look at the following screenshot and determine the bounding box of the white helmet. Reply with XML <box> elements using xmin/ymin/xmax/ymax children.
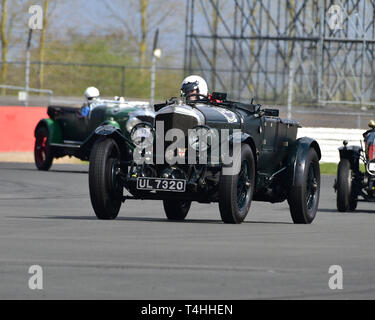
<box><xmin>84</xmin><ymin>87</ymin><xmax>100</xmax><ymax>101</ymax></box>
<box><xmin>181</xmin><ymin>75</ymin><xmax>208</xmax><ymax>97</ymax></box>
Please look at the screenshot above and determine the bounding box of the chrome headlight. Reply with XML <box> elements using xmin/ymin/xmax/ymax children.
<box><xmin>126</xmin><ymin>116</ymin><xmax>142</xmax><ymax>132</ymax></box>
<box><xmin>131</xmin><ymin>123</ymin><xmax>154</xmax><ymax>148</ymax></box>
<box><xmin>188</xmin><ymin>126</ymin><xmax>219</xmax><ymax>152</ymax></box>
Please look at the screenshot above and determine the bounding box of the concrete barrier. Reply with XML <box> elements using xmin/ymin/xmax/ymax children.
<box><xmin>298</xmin><ymin>127</ymin><xmax>364</xmax><ymax>163</ymax></box>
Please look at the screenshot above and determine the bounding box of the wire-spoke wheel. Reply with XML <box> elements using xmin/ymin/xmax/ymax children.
<box><xmin>288</xmin><ymin>148</ymin><xmax>320</xmax><ymax>224</ymax></box>
<box><xmin>218</xmin><ymin>144</ymin><xmax>255</xmax><ymax>224</ymax></box>
<box><xmin>34</xmin><ymin>126</ymin><xmax>53</xmax><ymax>171</ymax></box>
<box><xmin>89</xmin><ymin>139</ymin><xmax>123</xmax><ymax>220</ymax></box>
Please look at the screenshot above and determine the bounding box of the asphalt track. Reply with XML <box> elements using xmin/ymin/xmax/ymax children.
<box><xmin>0</xmin><ymin>162</ymin><xmax>374</xmax><ymax>300</ymax></box>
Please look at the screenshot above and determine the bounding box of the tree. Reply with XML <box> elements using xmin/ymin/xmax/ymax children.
<box><xmin>140</xmin><ymin>0</ymin><xmax>148</xmax><ymax>67</ymax></box>
<box><xmin>0</xmin><ymin>0</ymin><xmax>8</xmax><ymax>94</ymax></box>
<box><xmin>104</xmin><ymin>0</ymin><xmax>178</xmax><ymax>67</ymax></box>
<box><xmin>38</xmin><ymin>0</ymin><xmax>50</xmax><ymax>92</ymax></box>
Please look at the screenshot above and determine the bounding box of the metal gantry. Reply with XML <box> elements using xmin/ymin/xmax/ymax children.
<box><xmin>184</xmin><ymin>0</ymin><xmax>375</xmax><ymax>107</ymax></box>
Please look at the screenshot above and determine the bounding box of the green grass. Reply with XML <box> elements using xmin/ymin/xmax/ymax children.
<box><xmin>320</xmin><ymin>163</ymin><xmax>365</xmax><ymax>175</ymax></box>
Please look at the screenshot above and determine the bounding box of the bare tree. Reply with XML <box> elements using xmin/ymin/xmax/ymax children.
<box><xmin>104</xmin><ymin>0</ymin><xmax>178</xmax><ymax>66</ymax></box>
<box><xmin>0</xmin><ymin>0</ymin><xmax>8</xmax><ymax>94</ymax></box>
<box><xmin>140</xmin><ymin>0</ymin><xmax>148</xmax><ymax>67</ymax></box>
<box><xmin>38</xmin><ymin>0</ymin><xmax>50</xmax><ymax>92</ymax></box>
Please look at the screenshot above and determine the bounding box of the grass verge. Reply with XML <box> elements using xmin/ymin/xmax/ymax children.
<box><xmin>320</xmin><ymin>162</ymin><xmax>365</xmax><ymax>175</ymax></box>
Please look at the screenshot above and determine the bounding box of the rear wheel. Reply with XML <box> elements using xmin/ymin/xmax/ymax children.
<box><xmin>336</xmin><ymin>159</ymin><xmax>356</xmax><ymax>212</ymax></box>
<box><xmin>218</xmin><ymin>144</ymin><xmax>255</xmax><ymax>224</ymax></box>
<box><xmin>163</xmin><ymin>200</ymin><xmax>191</xmax><ymax>221</ymax></box>
<box><xmin>89</xmin><ymin>139</ymin><xmax>123</xmax><ymax>220</ymax></box>
<box><xmin>288</xmin><ymin>148</ymin><xmax>320</xmax><ymax>224</ymax></box>
<box><xmin>34</xmin><ymin>126</ymin><xmax>53</xmax><ymax>171</ymax></box>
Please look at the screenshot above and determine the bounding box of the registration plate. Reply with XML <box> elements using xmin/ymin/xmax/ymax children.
<box><xmin>137</xmin><ymin>177</ymin><xmax>186</xmax><ymax>192</ymax></box>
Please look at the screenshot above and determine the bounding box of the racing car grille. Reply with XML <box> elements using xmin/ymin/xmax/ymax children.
<box><xmin>156</xmin><ymin>113</ymin><xmax>199</xmax><ymax>137</ymax></box>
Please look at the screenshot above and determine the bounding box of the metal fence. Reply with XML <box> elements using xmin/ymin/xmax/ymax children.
<box><xmin>0</xmin><ymin>61</ymin><xmax>184</xmax><ymax>101</ymax></box>
<box><xmin>184</xmin><ymin>0</ymin><xmax>375</xmax><ymax>107</ymax></box>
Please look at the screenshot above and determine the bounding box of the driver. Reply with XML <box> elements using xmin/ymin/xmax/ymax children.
<box><xmin>363</xmin><ymin>120</ymin><xmax>375</xmax><ymax>139</ymax></box>
<box><xmin>180</xmin><ymin>75</ymin><xmax>209</xmax><ymax>102</ymax></box>
<box><xmin>80</xmin><ymin>86</ymin><xmax>100</xmax><ymax>117</ymax></box>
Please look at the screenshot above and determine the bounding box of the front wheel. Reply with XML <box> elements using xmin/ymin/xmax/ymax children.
<box><xmin>89</xmin><ymin>139</ymin><xmax>123</xmax><ymax>220</ymax></box>
<box><xmin>288</xmin><ymin>148</ymin><xmax>320</xmax><ymax>224</ymax></box>
<box><xmin>34</xmin><ymin>126</ymin><xmax>53</xmax><ymax>171</ymax></box>
<box><xmin>163</xmin><ymin>200</ymin><xmax>191</xmax><ymax>221</ymax></box>
<box><xmin>336</xmin><ymin>159</ymin><xmax>356</xmax><ymax>212</ymax></box>
<box><xmin>218</xmin><ymin>144</ymin><xmax>255</xmax><ymax>224</ymax></box>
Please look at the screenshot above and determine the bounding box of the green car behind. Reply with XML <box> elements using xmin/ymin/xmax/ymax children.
<box><xmin>34</xmin><ymin>99</ymin><xmax>155</xmax><ymax>170</ymax></box>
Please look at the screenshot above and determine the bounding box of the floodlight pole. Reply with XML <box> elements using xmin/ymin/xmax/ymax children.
<box><xmin>25</xmin><ymin>29</ymin><xmax>33</xmax><ymax>107</ymax></box>
<box><xmin>287</xmin><ymin>55</ymin><xmax>295</xmax><ymax>120</ymax></box>
<box><xmin>150</xmin><ymin>29</ymin><xmax>160</xmax><ymax>109</ymax></box>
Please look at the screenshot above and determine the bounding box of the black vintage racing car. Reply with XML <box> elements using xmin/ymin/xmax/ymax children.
<box><xmin>88</xmin><ymin>93</ymin><xmax>321</xmax><ymax>224</ymax></box>
<box><xmin>335</xmin><ymin>120</ymin><xmax>375</xmax><ymax>211</ymax></box>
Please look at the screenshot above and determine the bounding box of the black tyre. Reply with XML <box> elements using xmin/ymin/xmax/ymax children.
<box><xmin>288</xmin><ymin>148</ymin><xmax>320</xmax><ymax>224</ymax></box>
<box><xmin>34</xmin><ymin>126</ymin><xmax>53</xmax><ymax>171</ymax></box>
<box><xmin>336</xmin><ymin>159</ymin><xmax>356</xmax><ymax>212</ymax></box>
<box><xmin>349</xmin><ymin>198</ymin><xmax>358</xmax><ymax>211</ymax></box>
<box><xmin>163</xmin><ymin>200</ymin><xmax>191</xmax><ymax>221</ymax></box>
<box><xmin>218</xmin><ymin>144</ymin><xmax>255</xmax><ymax>224</ymax></box>
<box><xmin>89</xmin><ymin>139</ymin><xmax>122</xmax><ymax>220</ymax></box>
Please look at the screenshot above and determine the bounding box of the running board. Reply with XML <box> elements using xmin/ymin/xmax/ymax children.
<box><xmin>50</xmin><ymin>143</ymin><xmax>81</xmax><ymax>149</ymax></box>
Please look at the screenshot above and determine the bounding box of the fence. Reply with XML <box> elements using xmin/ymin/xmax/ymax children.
<box><xmin>0</xmin><ymin>59</ymin><xmax>374</xmax><ymax>130</ymax></box>
<box><xmin>185</xmin><ymin>0</ymin><xmax>375</xmax><ymax>107</ymax></box>
<box><xmin>0</xmin><ymin>84</ymin><xmax>54</xmax><ymax>106</ymax></box>
<box><xmin>0</xmin><ymin>61</ymin><xmax>185</xmax><ymax>101</ymax></box>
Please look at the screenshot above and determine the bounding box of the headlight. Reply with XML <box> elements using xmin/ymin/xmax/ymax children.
<box><xmin>126</xmin><ymin>116</ymin><xmax>142</xmax><ymax>132</ymax></box>
<box><xmin>188</xmin><ymin>126</ymin><xmax>218</xmax><ymax>152</ymax></box>
<box><xmin>131</xmin><ymin>123</ymin><xmax>154</xmax><ymax>148</ymax></box>
<box><xmin>366</xmin><ymin>161</ymin><xmax>375</xmax><ymax>176</ymax></box>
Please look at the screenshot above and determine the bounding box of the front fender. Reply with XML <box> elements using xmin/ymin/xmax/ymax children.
<box><xmin>80</xmin><ymin>124</ymin><xmax>133</xmax><ymax>160</ymax></box>
<box><xmin>339</xmin><ymin>145</ymin><xmax>361</xmax><ymax>171</ymax></box>
<box><xmin>227</xmin><ymin>132</ymin><xmax>258</xmax><ymax>160</ymax></box>
<box><xmin>34</xmin><ymin>118</ymin><xmax>63</xmax><ymax>144</ymax></box>
<box><xmin>288</xmin><ymin>137</ymin><xmax>321</xmax><ymax>187</ymax></box>
<box><xmin>100</xmin><ymin>120</ymin><xmax>121</xmax><ymax>130</ymax></box>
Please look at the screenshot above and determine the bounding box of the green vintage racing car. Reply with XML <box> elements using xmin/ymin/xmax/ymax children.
<box><xmin>34</xmin><ymin>99</ymin><xmax>155</xmax><ymax>170</ymax></box>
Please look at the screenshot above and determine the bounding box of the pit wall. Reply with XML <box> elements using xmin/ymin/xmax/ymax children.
<box><xmin>0</xmin><ymin>106</ymin><xmax>47</xmax><ymax>152</ymax></box>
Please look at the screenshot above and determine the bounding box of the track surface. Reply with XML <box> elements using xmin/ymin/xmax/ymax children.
<box><xmin>0</xmin><ymin>163</ymin><xmax>374</xmax><ymax>300</ymax></box>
